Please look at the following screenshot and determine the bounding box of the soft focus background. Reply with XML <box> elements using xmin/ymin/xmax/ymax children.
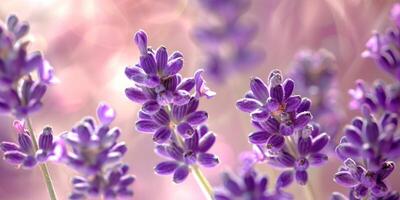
<box><xmin>0</xmin><ymin>0</ymin><xmax>399</xmax><ymax>199</ymax></box>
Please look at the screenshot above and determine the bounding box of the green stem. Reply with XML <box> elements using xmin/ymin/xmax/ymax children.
<box><xmin>286</xmin><ymin>136</ymin><xmax>315</xmax><ymax>200</ymax></box>
<box><xmin>26</xmin><ymin>117</ymin><xmax>58</xmax><ymax>200</ymax></box>
<box><xmin>191</xmin><ymin>164</ymin><xmax>215</xmax><ymax>200</ymax></box>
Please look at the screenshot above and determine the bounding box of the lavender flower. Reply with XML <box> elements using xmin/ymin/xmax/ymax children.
<box><xmin>0</xmin><ymin>120</ymin><xmax>56</xmax><ymax>168</ymax></box>
<box><xmin>362</xmin><ymin>3</ymin><xmax>400</xmax><ymax>80</ymax></box>
<box><xmin>290</xmin><ymin>49</ymin><xmax>343</xmax><ymax>139</ymax></box>
<box><xmin>192</xmin><ymin>0</ymin><xmax>264</xmax><ymax>81</ymax></box>
<box><xmin>349</xmin><ymin>79</ymin><xmax>400</xmax><ymax>115</ymax></box>
<box><xmin>59</xmin><ymin>103</ymin><xmax>134</xmax><ymax>200</ymax></box>
<box><xmin>236</xmin><ymin>70</ymin><xmax>330</xmax><ymax>187</ymax></box>
<box><xmin>334</xmin><ymin>105</ymin><xmax>400</xmax><ymax>199</ymax></box>
<box><xmin>0</xmin><ymin>15</ymin><xmax>57</xmax><ymax>118</ymax></box>
<box><xmin>214</xmin><ymin>154</ymin><xmax>292</xmax><ymax>200</ymax></box>
<box><xmin>125</xmin><ymin>30</ymin><xmax>219</xmax><ymax>184</ymax></box>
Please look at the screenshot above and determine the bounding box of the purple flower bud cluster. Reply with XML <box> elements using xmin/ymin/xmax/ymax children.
<box><xmin>236</xmin><ymin>70</ymin><xmax>330</xmax><ymax>187</ymax></box>
<box><xmin>290</xmin><ymin>49</ymin><xmax>343</xmax><ymax>139</ymax></box>
<box><xmin>59</xmin><ymin>103</ymin><xmax>135</xmax><ymax>200</ymax></box>
<box><xmin>362</xmin><ymin>3</ymin><xmax>400</xmax><ymax>81</ymax></box>
<box><xmin>0</xmin><ymin>15</ymin><xmax>57</xmax><ymax>118</ymax></box>
<box><xmin>0</xmin><ymin>120</ymin><xmax>56</xmax><ymax>168</ymax></box>
<box><xmin>125</xmin><ymin>30</ymin><xmax>218</xmax><ymax>183</ymax></box>
<box><xmin>349</xmin><ymin>79</ymin><xmax>400</xmax><ymax>115</ymax></box>
<box><xmin>214</xmin><ymin>154</ymin><xmax>292</xmax><ymax>200</ymax></box>
<box><xmin>333</xmin><ymin>107</ymin><xmax>400</xmax><ymax>199</ymax></box>
<box><xmin>192</xmin><ymin>0</ymin><xmax>264</xmax><ymax>81</ymax></box>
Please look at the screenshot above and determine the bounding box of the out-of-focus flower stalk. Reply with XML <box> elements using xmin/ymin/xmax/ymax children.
<box><xmin>26</xmin><ymin>117</ymin><xmax>58</xmax><ymax>200</ymax></box>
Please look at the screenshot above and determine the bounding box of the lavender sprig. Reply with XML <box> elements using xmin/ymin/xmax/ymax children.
<box><xmin>362</xmin><ymin>3</ymin><xmax>400</xmax><ymax>81</ymax></box>
<box><xmin>236</xmin><ymin>70</ymin><xmax>331</xmax><ymax>199</ymax></box>
<box><xmin>333</xmin><ymin>106</ymin><xmax>400</xmax><ymax>199</ymax></box>
<box><xmin>0</xmin><ymin>15</ymin><xmax>57</xmax><ymax>118</ymax></box>
<box><xmin>125</xmin><ymin>30</ymin><xmax>218</xmax><ymax>199</ymax></box>
<box><xmin>192</xmin><ymin>0</ymin><xmax>264</xmax><ymax>81</ymax></box>
<box><xmin>290</xmin><ymin>49</ymin><xmax>343</xmax><ymax>139</ymax></box>
<box><xmin>214</xmin><ymin>153</ymin><xmax>293</xmax><ymax>200</ymax></box>
<box><xmin>1</xmin><ymin>120</ymin><xmax>56</xmax><ymax>168</ymax></box>
<box><xmin>0</xmin><ymin>14</ymin><xmax>58</xmax><ymax>200</ymax></box>
<box><xmin>59</xmin><ymin>103</ymin><xmax>135</xmax><ymax>200</ymax></box>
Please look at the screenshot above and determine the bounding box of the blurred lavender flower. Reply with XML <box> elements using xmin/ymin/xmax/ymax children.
<box><xmin>214</xmin><ymin>154</ymin><xmax>292</xmax><ymax>200</ymax></box>
<box><xmin>0</xmin><ymin>15</ymin><xmax>57</xmax><ymax>118</ymax></box>
<box><xmin>0</xmin><ymin>120</ymin><xmax>56</xmax><ymax>168</ymax></box>
<box><xmin>334</xmin><ymin>105</ymin><xmax>400</xmax><ymax>199</ymax></box>
<box><xmin>290</xmin><ymin>49</ymin><xmax>343</xmax><ymax>139</ymax></box>
<box><xmin>192</xmin><ymin>0</ymin><xmax>264</xmax><ymax>81</ymax></box>
<box><xmin>236</xmin><ymin>70</ymin><xmax>330</xmax><ymax>187</ymax></box>
<box><xmin>125</xmin><ymin>30</ymin><xmax>218</xmax><ymax>184</ymax></box>
<box><xmin>362</xmin><ymin>3</ymin><xmax>400</xmax><ymax>80</ymax></box>
<box><xmin>59</xmin><ymin>103</ymin><xmax>134</xmax><ymax>200</ymax></box>
<box><xmin>349</xmin><ymin>79</ymin><xmax>400</xmax><ymax>115</ymax></box>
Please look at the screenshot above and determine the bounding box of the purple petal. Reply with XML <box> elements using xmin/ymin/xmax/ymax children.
<box><xmin>297</xmin><ymin>136</ymin><xmax>312</xmax><ymax>155</ymax></box>
<box><xmin>0</xmin><ymin>141</ymin><xmax>19</xmax><ymax>152</ymax></box>
<box><xmin>283</xmin><ymin>79</ymin><xmax>294</xmax><ymax>99</ymax></box>
<box><xmin>97</xmin><ymin>102</ymin><xmax>116</xmax><ymax>125</ymax></box>
<box><xmin>152</xmin><ymin>127</ymin><xmax>172</xmax><ymax>144</ymax></box>
<box><xmin>164</xmin><ymin>58</ymin><xmax>183</xmax><ymax>76</ymax></box>
<box><xmin>186</xmin><ymin>111</ymin><xmax>208</xmax><ymax>125</ymax></box>
<box><xmin>155</xmin><ymin>161</ymin><xmax>179</xmax><ymax>175</ymax></box>
<box><xmin>308</xmin><ymin>153</ymin><xmax>328</xmax><ymax>166</ymax></box>
<box><xmin>310</xmin><ymin>133</ymin><xmax>330</xmax><ymax>153</ymax></box>
<box><xmin>194</xmin><ymin>69</ymin><xmax>216</xmax><ymax>99</ymax></box>
<box><xmin>294</xmin><ymin>112</ymin><xmax>312</xmax><ymax>129</ymax></box>
<box><xmin>248</xmin><ymin>131</ymin><xmax>271</xmax><ymax>144</ymax></box>
<box><xmin>135</xmin><ymin>120</ymin><xmax>159</xmax><ymax>133</ymax></box>
<box><xmin>142</xmin><ymin>100</ymin><xmax>160</xmax><ymax>114</ymax></box>
<box><xmin>295</xmin><ymin>170</ymin><xmax>308</xmax><ymax>185</ymax></box>
<box><xmin>276</xmin><ymin>170</ymin><xmax>293</xmax><ymax>188</ymax></box>
<box><xmin>236</xmin><ymin>98</ymin><xmax>262</xmax><ymax>113</ymax></box>
<box><xmin>198</xmin><ymin>132</ymin><xmax>216</xmax><ymax>152</ymax></box>
<box><xmin>177</xmin><ymin>122</ymin><xmax>194</xmax><ymax>138</ymax></box>
<box><xmin>364</xmin><ymin>119</ymin><xmax>379</xmax><ymax>144</ymax></box>
<box><xmin>125</xmin><ymin>87</ymin><xmax>148</xmax><ymax>103</ymax></box>
<box><xmin>334</xmin><ymin>171</ymin><xmax>358</xmax><ymax>187</ymax></box>
<box><xmin>156</xmin><ymin>46</ymin><xmax>168</xmax><ymax>71</ymax></box>
<box><xmin>250</xmin><ymin>77</ymin><xmax>269</xmax><ymax>101</ymax></box>
<box><xmin>134</xmin><ymin>30</ymin><xmax>148</xmax><ymax>55</ymax></box>
<box><xmin>38</xmin><ymin>127</ymin><xmax>53</xmax><ymax>150</ymax></box>
<box><xmin>285</xmin><ymin>95</ymin><xmax>301</xmax><ymax>112</ymax></box>
<box><xmin>4</xmin><ymin>150</ymin><xmax>26</xmax><ymax>164</ymax></box>
<box><xmin>173</xmin><ymin>165</ymin><xmax>190</xmax><ymax>183</ymax></box>
<box><xmin>197</xmin><ymin>153</ymin><xmax>219</xmax><ymax>167</ymax></box>
<box><xmin>336</xmin><ymin>144</ymin><xmax>360</xmax><ymax>160</ymax></box>
<box><xmin>266</xmin><ymin>134</ymin><xmax>285</xmax><ymax>151</ymax></box>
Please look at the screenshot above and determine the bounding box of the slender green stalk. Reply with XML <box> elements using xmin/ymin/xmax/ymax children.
<box><xmin>286</xmin><ymin>136</ymin><xmax>315</xmax><ymax>200</ymax></box>
<box><xmin>26</xmin><ymin>117</ymin><xmax>58</xmax><ymax>200</ymax></box>
<box><xmin>191</xmin><ymin>164</ymin><xmax>215</xmax><ymax>200</ymax></box>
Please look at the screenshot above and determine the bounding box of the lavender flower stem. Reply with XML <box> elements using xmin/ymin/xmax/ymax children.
<box><xmin>286</xmin><ymin>136</ymin><xmax>315</xmax><ymax>200</ymax></box>
<box><xmin>26</xmin><ymin>117</ymin><xmax>58</xmax><ymax>200</ymax></box>
<box><xmin>191</xmin><ymin>164</ymin><xmax>214</xmax><ymax>200</ymax></box>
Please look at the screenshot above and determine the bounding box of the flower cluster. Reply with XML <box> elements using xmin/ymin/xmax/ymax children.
<box><xmin>59</xmin><ymin>103</ymin><xmax>135</xmax><ymax>200</ymax></box>
<box><xmin>362</xmin><ymin>3</ymin><xmax>400</xmax><ymax>81</ymax></box>
<box><xmin>290</xmin><ymin>49</ymin><xmax>343</xmax><ymax>139</ymax></box>
<box><xmin>192</xmin><ymin>0</ymin><xmax>264</xmax><ymax>81</ymax></box>
<box><xmin>214</xmin><ymin>154</ymin><xmax>292</xmax><ymax>200</ymax></box>
<box><xmin>236</xmin><ymin>70</ymin><xmax>330</xmax><ymax>187</ymax></box>
<box><xmin>349</xmin><ymin>79</ymin><xmax>400</xmax><ymax>115</ymax></box>
<box><xmin>125</xmin><ymin>30</ymin><xmax>218</xmax><ymax>183</ymax></box>
<box><xmin>333</xmin><ymin>106</ymin><xmax>400</xmax><ymax>199</ymax></box>
<box><xmin>0</xmin><ymin>15</ymin><xmax>57</xmax><ymax>118</ymax></box>
<box><xmin>0</xmin><ymin>120</ymin><xmax>56</xmax><ymax>168</ymax></box>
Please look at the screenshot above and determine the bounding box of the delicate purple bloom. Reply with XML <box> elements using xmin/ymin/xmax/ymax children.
<box><xmin>192</xmin><ymin>0</ymin><xmax>264</xmax><ymax>81</ymax></box>
<box><xmin>349</xmin><ymin>80</ymin><xmax>400</xmax><ymax>115</ymax></box>
<box><xmin>60</xmin><ymin>103</ymin><xmax>134</xmax><ymax>199</ymax></box>
<box><xmin>214</xmin><ymin>168</ymin><xmax>293</xmax><ymax>200</ymax></box>
<box><xmin>362</xmin><ymin>3</ymin><xmax>400</xmax><ymax>80</ymax></box>
<box><xmin>0</xmin><ymin>120</ymin><xmax>56</xmax><ymax>168</ymax></box>
<box><xmin>0</xmin><ymin>15</ymin><xmax>56</xmax><ymax>118</ymax></box>
<box><xmin>125</xmin><ymin>30</ymin><xmax>219</xmax><ymax>183</ymax></box>
<box><xmin>237</xmin><ymin>69</ymin><xmax>330</xmax><ymax>187</ymax></box>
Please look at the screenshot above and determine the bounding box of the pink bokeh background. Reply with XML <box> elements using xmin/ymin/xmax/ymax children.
<box><xmin>0</xmin><ymin>0</ymin><xmax>399</xmax><ymax>199</ymax></box>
